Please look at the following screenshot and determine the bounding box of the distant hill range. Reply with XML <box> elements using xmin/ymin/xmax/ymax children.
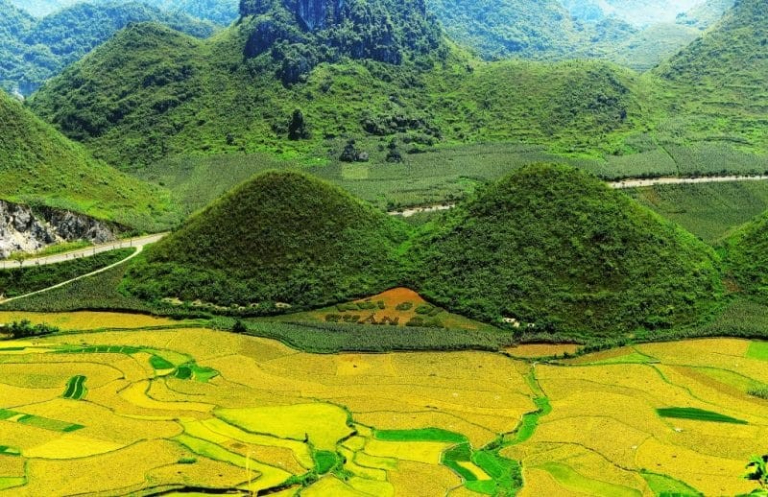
<box><xmin>0</xmin><ymin>0</ymin><xmax>219</xmax><ymax>95</ymax></box>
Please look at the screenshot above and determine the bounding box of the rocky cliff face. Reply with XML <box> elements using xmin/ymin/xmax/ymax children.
<box><xmin>0</xmin><ymin>200</ymin><xmax>117</xmax><ymax>259</ymax></box>
<box><xmin>240</xmin><ymin>0</ymin><xmax>441</xmax><ymax>84</ymax></box>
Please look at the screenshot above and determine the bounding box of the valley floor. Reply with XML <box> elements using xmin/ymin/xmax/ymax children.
<box><xmin>0</xmin><ymin>312</ymin><xmax>765</xmax><ymax>496</ymax></box>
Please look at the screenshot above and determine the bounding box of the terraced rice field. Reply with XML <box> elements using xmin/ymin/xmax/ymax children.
<box><xmin>0</xmin><ymin>314</ymin><xmax>766</xmax><ymax>496</ymax></box>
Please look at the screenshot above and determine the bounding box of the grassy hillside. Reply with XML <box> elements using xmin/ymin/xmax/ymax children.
<box><xmin>726</xmin><ymin>211</ymin><xmax>768</xmax><ymax>300</ymax></box>
<box><xmin>123</xmin><ymin>171</ymin><xmax>410</xmax><ymax>309</ymax></box>
<box><xmin>0</xmin><ymin>1</ymin><xmax>217</xmax><ymax>95</ymax></box>
<box><xmin>0</xmin><ymin>90</ymin><xmax>175</xmax><ymax>230</ymax></box>
<box><xmin>627</xmin><ymin>181</ymin><xmax>768</xmax><ymax>245</ymax></box>
<box><xmin>29</xmin><ymin>18</ymin><xmax>653</xmax><ymax>168</ymax></box>
<box><xmin>655</xmin><ymin>0</ymin><xmax>768</xmax><ymax>148</ymax></box>
<box><xmin>409</xmin><ymin>164</ymin><xmax>723</xmax><ymax>337</ymax></box>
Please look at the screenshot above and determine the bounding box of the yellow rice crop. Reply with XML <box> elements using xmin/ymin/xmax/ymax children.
<box><xmin>0</xmin><ymin>311</ymin><xmax>180</xmax><ymax>331</ymax></box>
<box><xmin>354</xmin><ymin>411</ymin><xmax>497</xmax><ymax>448</ymax></box>
<box><xmin>363</xmin><ymin>439</ymin><xmax>451</xmax><ymax>464</ymax></box>
<box><xmin>519</xmin><ymin>468</ymin><xmax>583</xmax><ymax>497</ymax></box>
<box><xmin>300</xmin><ymin>476</ymin><xmax>368</xmax><ymax>496</ymax></box>
<box><xmin>346</xmin><ymin>476</ymin><xmax>395</xmax><ymax>497</ymax></box>
<box><xmin>120</xmin><ymin>380</ymin><xmax>213</xmax><ymax>414</ymax></box>
<box><xmin>387</xmin><ymin>460</ymin><xmax>462</xmax><ymax>496</ymax></box>
<box><xmin>0</xmin><ymin>454</ymin><xmax>24</xmax><ymax>477</ymax></box>
<box><xmin>0</xmin><ymin>362</ymin><xmax>121</xmax><ymax>389</ymax></box>
<box><xmin>636</xmin><ymin>437</ymin><xmax>755</xmax><ymax>496</ymax></box>
<box><xmin>339</xmin><ymin>447</ymin><xmax>388</xmax><ymax>481</ymax></box>
<box><xmin>145</xmin><ymin>455</ymin><xmax>250</xmax><ymax>490</ymax></box>
<box><xmin>505</xmin><ymin>343</ymin><xmax>579</xmax><ymax>358</ymax></box>
<box><xmin>216</xmin><ymin>404</ymin><xmax>353</xmax><ymax>451</ymax></box>
<box><xmin>23</xmin><ymin>434</ymin><xmax>124</xmax><ymax>459</ymax></box>
<box><xmin>21</xmin><ymin>439</ymin><xmax>184</xmax><ymax>496</ymax></box>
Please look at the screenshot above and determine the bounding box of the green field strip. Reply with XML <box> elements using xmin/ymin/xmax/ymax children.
<box><xmin>656</xmin><ymin>407</ymin><xmax>748</xmax><ymax>425</ymax></box>
<box><xmin>0</xmin><ymin>409</ymin><xmax>84</xmax><ymax>432</ymax></box>
<box><xmin>0</xmin><ymin>477</ymin><xmax>25</xmax><ymax>491</ymax></box>
<box><xmin>0</xmin><ymin>446</ymin><xmax>20</xmax><ymax>456</ymax></box>
<box><xmin>442</xmin><ymin>443</ymin><xmax>477</xmax><ymax>481</ymax></box>
<box><xmin>747</xmin><ymin>341</ymin><xmax>768</xmax><ymax>361</ymax></box>
<box><xmin>373</xmin><ymin>427</ymin><xmax>468</xmax><ymax>444</ymax></box>
<box><xmin>538</xmin><ymin>462</ymin><xmax>643</xmax><ymax>497</ymax></box>
<box><xmin>62</xmin><ymin>375</ymin><xmax>87</xmax><ymax>400</ymax></box>
<box><xmin>641</xmin><ymin>470</ymin><xmax>703</xmax><ymax>496</ymax></box>
<box><xmin>149</xmin><ymin>355</ymin><xmax>175</xmax><ymax>370</ymax></box>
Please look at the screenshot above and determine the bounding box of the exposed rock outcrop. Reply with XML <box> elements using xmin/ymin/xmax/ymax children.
<box><xmin>0</xmin><ymin>200</ymin><xmax>117</xmax><ymax>259</ymax></box>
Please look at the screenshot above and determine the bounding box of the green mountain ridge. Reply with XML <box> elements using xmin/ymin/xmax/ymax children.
<box><xmin>0</xmin><ymin>0</ymin><xmax>217</xmax><ymax>94</ymax></box>
<box><xmin>123</xmin><ymin>171</ymin><xmax>409</xmax><ymax>308</ymax></box>
<box><xmin>409</xmin><ymin>163</ymin><xmax>723</xmax><ymax>335</ymax></box>
<box><xmin>0</xmin><ymin>89</ymin><xmax>174</xmax><ymax>230</ymax></box>
<box><xmin>28</xmin><ymin>15</ymin><xmax>650</xmax><ymax>168</ymax></box>
<box><xmin>654</xmin><ymin>0</ymin><xmax>768</xmax><ymax>148</ymax></box>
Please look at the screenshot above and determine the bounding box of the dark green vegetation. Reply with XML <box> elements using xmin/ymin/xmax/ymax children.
<box><xmin>745</xmin><ymin>455</ymin><xmax>768</xmax><ymax>494</ymax></box>
<box><xmin>410</xmin><ymin>164</ymin><xmax>723</xmax><ymax>336</ymax></box>
<box><xmin>0</xmin><ymin>248</ymin><xmax>133</xmax><ymax>298</ymax></box>
<box><xmin>374</xmin><ymin>428</ymin><xmax>466</xmax><ymax>443</ymax></box>
<box><xmin>124</xmin><ymin>172</ymin><xmax>409</xmax><ymax>309</ymax></box>
<box><xmin>2</xmin><ymin>320</ymin><xmax>59</xmax><ymax>339</ymax></box>
<box><xmin>28</xmin><ymin>8</ymin><xmax>650</xmax><ymax>169</ymax></box>
<box><xmin>656</xmin><ymin>0</ymin><xmax>768</xmax><ymax>149</ymax></box>
<box><xmin>656</xmin><ymin>407</ymin><xmax>748</xmax><ymax>425</ymax></box>
<box><xmin>0</xmin><ymin>90</ymin><xmax>175</xmax><ymax>230</ymax></box>
<box><xmin>725</xmin><ymin>213</ymin><xmax>768</xmax><ymax>301</ymax></box>
<box><xmin>0</xmin><ymin>0</ymin><xmax>217</xmax><ymax>95</ymax></box>
<box><xmin>627</xmin><ymin>181</ymin><xmax>768</xmax><ymax>244</ymax></box>
<box><xmin>62</xmin><ymin>375</ymin><xmax>87</xmax><ymax>400</ymax></box>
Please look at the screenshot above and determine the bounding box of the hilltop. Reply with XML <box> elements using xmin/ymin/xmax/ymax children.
<box><xmin>29</xmin><ymin>13</ymin><xmax>650</xmax><ymax>168</ymax></box>
<box><xmin>409</xmin><ymin>164</ymin><xmax>723</xmax><ymax>336</ymax></box>
<box><xmin>655</xmin><ymin>0</ymin><xmax>768</xmax><ymax>147</ymax></box>
<box><xmin>123</xmin><ymin>172</ymin><xmax>409</xmax><ymax>309</ymax></box>
<box><xmin>0</xmin><ymin>0</ymin><xmax>217</xmax><ymax>94</ymax></box>
<box><xmin>0</xmin><ymin>90</ymin><xmax>173</xmax><ymax>230</ymax></box>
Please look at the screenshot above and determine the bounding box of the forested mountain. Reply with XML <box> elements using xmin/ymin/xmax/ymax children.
<box><xmin>124</xmin><ymin>171</ymin><xmax>409</xmax><ymax>308</ymax></box>
<box><xmin>656</xmin><ymin>0</ymin><xmax>768</xmax><ymax>147</ymax></box>
<box><xmin>562</xmin><ymin>0</ymin><xmax>702</xmax><ymax>27</ymax></box>
<box><xmin>7</xmin><ymin>0</ymin><xmax>239</xmax><ymax>25</ymax></box>
<box><xmin>426</xmin><ymin>0</ymin><xmax>727</xmax><ymax>71</ymax></box>
<box><xmin>410</xmin><ymin>164</ymin><xmax>722</xmax><ymax>335</ymax></box>
<box><xmin>0</xmin><ymin>0</ymin><xmax>216</xmax><ymax>95</ymax></box>
<box><xmin>0</xmin><ymin>89</ymin><xmax>172</xmax><ymax>229</ymax></box>
<box><xmin>29</xmin><ymin>15</ymin><xmax>647</xmax><ymax>168</ymax></box>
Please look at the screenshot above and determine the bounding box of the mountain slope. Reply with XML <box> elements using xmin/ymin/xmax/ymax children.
<box><xmin>123</xmin><ymin>171</ymin><xmax>409</xmax><ymax>308</ymax></box>
<box><xmin>563</xmin><ymin>0</ymin><xmax>702</xmax><ymax>27</ymax></box>
<box><xmin>655</xmin><ymin>0</ymin><xmax>768</xmax><ymax>147</ymax></box>
<box><xmin>726</xmin><ymin>210</ymin><xmax>768</xmax><ymax>301</ymax></box>
<box><xmin>0</xmin><ymin>90</ymin><xmax>173</xmax><ymax>229</ymax></box>
<box><xmin>0</xmin><ymin>1</ymin><xmax>216</xmax><ymax>94</ymax></box>
<box><xmin>409</xmin><ymin>164</ymin><xmax>722</xmax><ymax>336</ymax></box>
<box><xmin>7</xmin><ymin>0</ymin><xmax>239</xmax><ymax>25</ymax></box>
<box><xmin>29</xmin><ymin>13</ymin><xmax>651</xmax><ymax>168</ymax></box>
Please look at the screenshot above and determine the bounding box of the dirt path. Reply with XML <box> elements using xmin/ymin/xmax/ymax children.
<box><xmin>0</xmin><ymin>233</ymin><xmax>167</xmax><ymax>270</ymax></box>
<box><xmin>608</xmin><ymin>175</ymin><xmax>768</xmax><ymax>189</ymax></box>
<box><xmin>388</xmin><ymin>175</ymin><xmax>768</xmax><ymax>217</ymax></box>
<box><xmin>0</xmin><ymin>244</ymin><xmax>146</xmax><ymax>305</ymax></box>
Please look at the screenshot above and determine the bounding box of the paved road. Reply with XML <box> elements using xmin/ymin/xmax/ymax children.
<box><xmin>388</xmin><ymin>175</ymin><xmax>768</xmax><ymax>217</ymax></box>
<box><xmin>0</xmin><ymin>233</ymin><xmax>167</xmax><ymax>270</ymax></box>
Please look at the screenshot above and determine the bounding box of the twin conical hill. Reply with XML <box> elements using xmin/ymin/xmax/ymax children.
<box><xmin>0</xmin><ymin>89</ymin><xmax>173</xmax><ymax>230</ymax></box>
<box><xmin>409</xmin><ymin>164</ymin><xmax>722</xmax><ymax>336</ymax></box>
<box><xmin>124</xmin><ymin>171</ymin><xmax>410</xmax><ymax>308</ymax></box>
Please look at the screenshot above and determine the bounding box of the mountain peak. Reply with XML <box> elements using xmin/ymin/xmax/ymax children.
<box><xmin>240</xmin><ymin>0</ymin><xmax>441</xmax><ymax>83</ymax></box>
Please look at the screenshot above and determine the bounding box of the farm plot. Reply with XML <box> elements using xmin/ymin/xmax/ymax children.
<box><xmin>0</xmin><ymin>317</ymin><xmax>766</xmax><ymax>496</ymax></box>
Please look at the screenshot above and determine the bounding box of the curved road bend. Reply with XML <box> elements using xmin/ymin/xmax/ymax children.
<box><xmin>0</xmin><ymin>233</ymin><xmax>167</xmax><ymax>270</ymax></box>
